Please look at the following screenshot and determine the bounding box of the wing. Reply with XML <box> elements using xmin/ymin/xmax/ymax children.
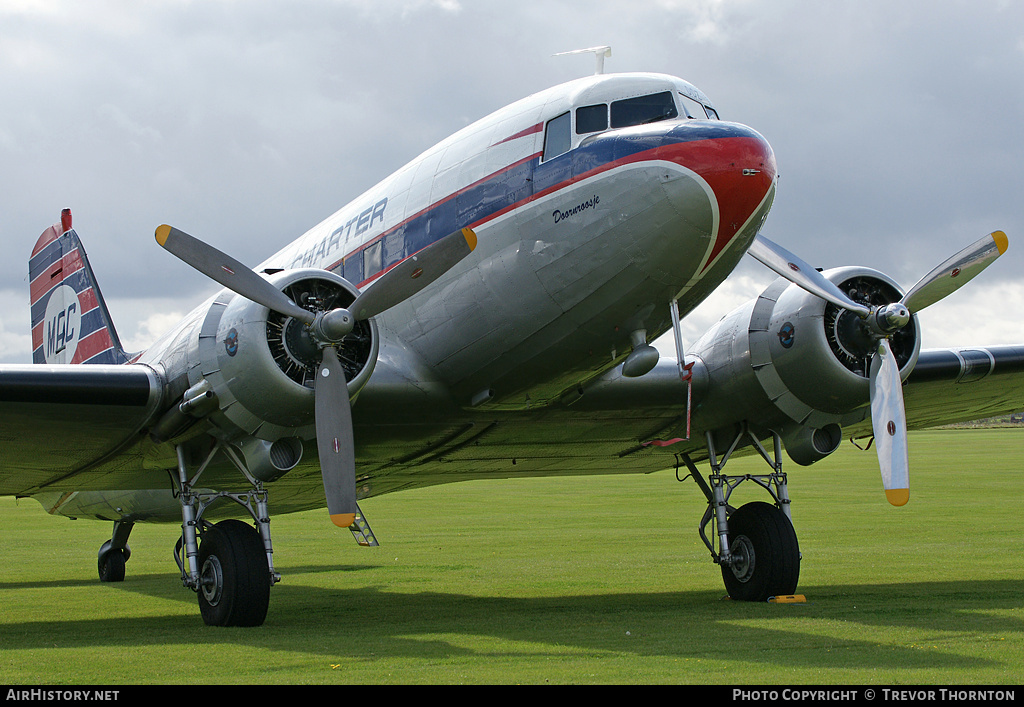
<box><xmin>849</xmin><ymin>344</ymin><xmax>1024</xmax><ymax>435</ymax></box>
<box><xmin>0</xmin><ymin>364</ymin><xmax>164</xmax><ymax>496</ymax></box>
<box><xmin>6</xmin><ymin>344</ymin><xmax>1019</xmax><ymax>504</ymax></box>
<box><xmin>332</xmin><ymin>358</ymin><xmax>701</xmax><ymax>495</ymax></box>
<box><xmin>341</xmin><ymin>344</ymin><xmax>1024</xmax><ymax>499</ymax></box>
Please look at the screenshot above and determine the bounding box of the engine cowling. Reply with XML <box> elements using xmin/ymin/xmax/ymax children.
<box><xmin>691</xmin><ymin>266</ymin><xmax>920</xmax><ymax>464</ymax></box>
<box><xmin>185</xmin><ymin>269</ymin><xmax>379</xmax><ymax>448</ymax></box>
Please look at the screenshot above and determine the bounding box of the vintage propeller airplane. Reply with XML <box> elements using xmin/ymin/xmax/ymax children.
<box><xmin>6</xmin><ymin>64</ymin><xmax>1022</xmax><ymax>626</ymax></box>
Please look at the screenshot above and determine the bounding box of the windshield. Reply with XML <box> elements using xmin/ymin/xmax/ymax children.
<box><xmin>610</xmin><ymin>91</ymin><xmax>678</xmax><ymax>128</ymax></box>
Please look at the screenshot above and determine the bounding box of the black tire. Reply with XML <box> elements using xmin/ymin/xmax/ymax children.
<box><xmin>720</xmin><ymin>501</ymin><xmax>800</xmax><ymax>602</ymax></box>
<box><xmin>98</xmin><ymin>549</ymin><xmax>126</xmax><ymax>583</ymax></box>
<box><xmin>197</xmin><ymin>519</ymin><xmax>271</xmax><ymax>627</ymax></box>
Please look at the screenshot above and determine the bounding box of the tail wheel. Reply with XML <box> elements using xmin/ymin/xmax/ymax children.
<box><xmin>197</xmin><ymin>519</ymin><xmax>271</xmax><ymax>627</ymax></box>
<box><xmin>98</xmin><ymin>549</ymin><xmax>127</xmax><ymax>583</ymax></box>
<box><xmin>721</xmin><ymin>501</ymin><xmax>800</xmax><ymax>601</ymax></box>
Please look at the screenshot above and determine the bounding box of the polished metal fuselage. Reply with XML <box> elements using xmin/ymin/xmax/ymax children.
<box><xmin>33</xmin><ymin>73</ymin><xmax>780</xmax><ymax>522</ymax></box>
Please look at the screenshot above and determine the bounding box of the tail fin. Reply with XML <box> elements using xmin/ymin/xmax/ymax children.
<box><xmin>30</xmin><ymin>209</ymin><xmax>131</xmax><ymax>364</ymax></box>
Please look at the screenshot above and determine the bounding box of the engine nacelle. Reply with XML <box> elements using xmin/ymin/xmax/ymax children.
<box><xmin>184</xmin><ymin>269</ymin><xmax>379</xmax><ymax>446</ymax></box>
<box><xmin>691</xmin><ymin>266</ymin><xmax>920</xmax><ymax>463</ymax></box>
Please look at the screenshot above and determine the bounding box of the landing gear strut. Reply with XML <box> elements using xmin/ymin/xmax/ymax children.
<box><xmin>679</xmin><ymin>423</ymin><xmax>800</xmax><ymax>601</ymax></box>
<box><xmin>173</xmin><ymin>443</ymin><xmax>279</xmax><ymax>627</ymax></box>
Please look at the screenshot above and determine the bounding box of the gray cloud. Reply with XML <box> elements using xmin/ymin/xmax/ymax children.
<box><xmin>2</xmin><ymin>0</ymin><xmax>1021</xmax><ymax>361</ymax></box>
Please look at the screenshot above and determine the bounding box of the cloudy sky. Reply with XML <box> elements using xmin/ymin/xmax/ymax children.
<box><xmin>2</xmin><ymin>0</ymin><xmax>1021</xmax><ymax>362</ymax></box>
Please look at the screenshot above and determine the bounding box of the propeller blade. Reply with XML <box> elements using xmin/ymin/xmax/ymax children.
<box><xmin>315</xmin><ymin>346</ymin><xmax>357</xmax><ymax>528</ymax></box>
<box><xmin>900</xmin><ymin>231</ymin><xmax>1008</xmax><ymax>314</ymax></box>
<box><xmin>748</xmin><ymin>235</ymin><xmax>872</xmax><ymax>317</ymax></box>
<box><xmin>349</xmin><ymin>227</ymin><xmax>477</xmax><ymax>320</ymax></box>
<box><xmin>155</xmin><ymin>224</ymin><xmax>314</xmax><ymax>324</ymax></box>
<box><xmin>868</xmin><ymin>339</ymin><xmax>909</xmax><ymax>506</ymax></box>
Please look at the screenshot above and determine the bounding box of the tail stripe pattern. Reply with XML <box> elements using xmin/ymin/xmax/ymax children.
<box><xmin>29</xmin><ymin>214</ymin><xmax>129</xmax><ymax>365</ymax></box>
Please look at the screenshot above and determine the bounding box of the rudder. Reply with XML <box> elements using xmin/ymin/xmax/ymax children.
<box><xmin>30</xmin><ymin>209</ymin><xmax>131</xmax><ymax>364</ymax></box>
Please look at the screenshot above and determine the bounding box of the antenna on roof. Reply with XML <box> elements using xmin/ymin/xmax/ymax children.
<box><xmin>554</xmin><ymin>46</ymin><xmax>612</xmax><ymax>75</ymax></box>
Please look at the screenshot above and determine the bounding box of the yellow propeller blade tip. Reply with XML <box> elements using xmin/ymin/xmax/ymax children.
<box><xmin>885</xmin><ymin>488</ymin><xmax>909</xmax><ymax>507</ymax></box>
<box><xmin>331</xmin><ymin>513</ymin><xmax>356</xmax><ymax>528</ymax></box>
<box><xmin>155</xmin><ymin>224</ymin><xmax>172</xmax><ymax>246</ymax></box>
<box><xmin>462</xmin><ymin>228</ymin><xmax>478</xmax><ymax>251</ymax></box>
<box><xmin>992</xmin><ymin>230</ymin><xmax>1008</xmax><ymax>255</ymax></box>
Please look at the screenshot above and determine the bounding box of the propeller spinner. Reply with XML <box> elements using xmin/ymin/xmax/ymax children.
<box><xmin>750</xmin><ymin>230</ymin><xmax>1007</xmax><ymax>505</ymax></box>
<box><xmin>156</xmin><ymin>224</ymin><xmax>477</xmax><ymax>527</ymax></box>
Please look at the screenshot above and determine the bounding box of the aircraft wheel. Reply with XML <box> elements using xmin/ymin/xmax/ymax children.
<box><xmin>720</xmin><ymin>501</ymin><xmax>800</xmax><ymax>601</ymax></box>
<box><xmin>197</xmin><ymin>519</ymin><xmax>270</xmax><ymax>627</ymax></box>
<box><xmin>98</xmin><ymin>548</ymin><xmax>126</xmax><ymax>583</ymax></box>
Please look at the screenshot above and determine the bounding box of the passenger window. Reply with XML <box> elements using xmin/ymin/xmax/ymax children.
<box><xmin>364</xmin><ymin>240</ymin><xmax>382</xmax><ymax>278</ymax></box>
<box><xmin>543</xmin><ymin>112</ymin><xmax>571</xmax><ymax>161</ymax></box>
<box><xmin>383</xmin><ymin>230</ymin><xmax>404</xmax><ymax>269</ymax></box>
<box><xmin>576</xmin><ymin>104</ymin><xmax>608</xmax><ymax>134</ymax></box>
<box><xmin>343</xmin><ymin>250</ymin><xmax>363</xmax><ymax>284</ymax></box>
<box><xmin>610</xmin><ymin>91</ymin><xmax>678</xmax><ymax>128</ymax></box>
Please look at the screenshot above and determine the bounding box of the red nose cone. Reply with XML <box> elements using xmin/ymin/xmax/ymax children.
<box><xmin>691</xmin><ymin>127</ymin><xmax>777</xmax><ymax>270</ymax></box>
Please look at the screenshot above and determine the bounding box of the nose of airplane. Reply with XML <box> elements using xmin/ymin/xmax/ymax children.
<box><xmin>718</xmin><ymin>124</ymin><xmax>774</xmax><ymax>228</ymax></box>
<box><xmin>667</xmin><ymin>121</ymin><xmax>777</xmax><ymax>269</ymax></box>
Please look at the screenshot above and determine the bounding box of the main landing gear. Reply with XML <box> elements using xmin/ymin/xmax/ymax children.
<box><xmin>93</xmin><ymin>445</ymin><xmax>275</xmax><ymax>627</ymax></box>
<box><xmin>172</xmin><ymin>443</ymin><xmax>278</xmax><ymax>627</ymax></box>
<box><xmin>93</xmin><ymin>439</ymin><xmax>380</xmax><ymax>626</ymax></box>
<box><xmin>94</xmin><ymin>439</ymin><xmax>379</xmax><ymax>626</ymax></box>
<box><xmin>678</xmin><ymin>423</ymin><xmax>800</xmax><ymax>601</ymax></box>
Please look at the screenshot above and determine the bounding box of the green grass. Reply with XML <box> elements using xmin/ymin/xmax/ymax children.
<box><xmin>1</xmin><ymin>428</ymin><xmax>1022</xmax><ymax>684</ymax></box>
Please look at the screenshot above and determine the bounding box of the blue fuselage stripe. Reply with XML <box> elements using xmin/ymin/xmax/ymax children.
<box><xmin>331</xmin><ymin>120</ymin><xmax>751</xmax><ymax>287</ymax></box>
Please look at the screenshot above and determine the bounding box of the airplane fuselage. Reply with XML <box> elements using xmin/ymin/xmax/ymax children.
<box><xmin>149</xmin><ymin>73</ymin><xmax>776</xmax><ymax>409</ymax></box>
<box><xmin>39</xmin><ymin>72</ymin><xmax>778</xmax><ymax>522</ymax></box>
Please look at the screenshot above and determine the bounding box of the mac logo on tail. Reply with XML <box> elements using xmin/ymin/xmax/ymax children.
<box><xmin>43</xmin><ymin>284</ymin><xmax>83</xmax><ymax>363</ymax></box>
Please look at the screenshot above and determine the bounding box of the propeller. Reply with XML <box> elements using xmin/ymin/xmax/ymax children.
<box><xmin>156</xmin><ymin>224</ymin><xmax>478</xmax><ymax>527</ymax></box>
<box><xmin>868</xmin><ymin>338</ymin><xmax>908</xmax><ymax>506</ymax></box>
<box><xmin>750</xmin><ymin>230</ymin><xmax>1007</xmax><ymax>505</ymax></box>
<box><xmin>155</xmin><ymin>225</ymin><xmax>315</xmax><ymax>325</ymax></box>
<box><xmin>315</xmin><ymin>345</ymin><xmax>357</xmax><ymax>527</ymax></box>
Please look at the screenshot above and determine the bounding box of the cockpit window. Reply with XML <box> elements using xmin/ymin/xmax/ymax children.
<box><xmin>610</xmin><ymin>91</ymin><xmax>678</xmax><ymax>129</ymax></box>
<box><xmin>576</xmin><ymin>104</ymin><xmax>608</xmax><ymax>134</ymax></box>
<box><xmin>679</xmin><ymin>92</ymin><xmax>719</xmax><ymax>120</ymax></box>
<box><xmin>543</xmin><ymin>111</ymin><xmax>571</xmax><ymax>161</ymax></box>
<box><xmin>678</xmin><ymin>93</ymin><xmax>707</xmax><ymax>119</ymax></box>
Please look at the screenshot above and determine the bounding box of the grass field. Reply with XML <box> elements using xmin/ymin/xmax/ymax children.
<box><xmin>1</xmin><ymin>428</ymin><xmax>1022</xmax><ymax>684</ymax></box>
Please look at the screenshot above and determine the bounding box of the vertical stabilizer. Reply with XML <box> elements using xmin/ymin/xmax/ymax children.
<box><xmin>29</xmin><ymin>209</ymin><xmax>131</xmax><ymax>364</ymax></box>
